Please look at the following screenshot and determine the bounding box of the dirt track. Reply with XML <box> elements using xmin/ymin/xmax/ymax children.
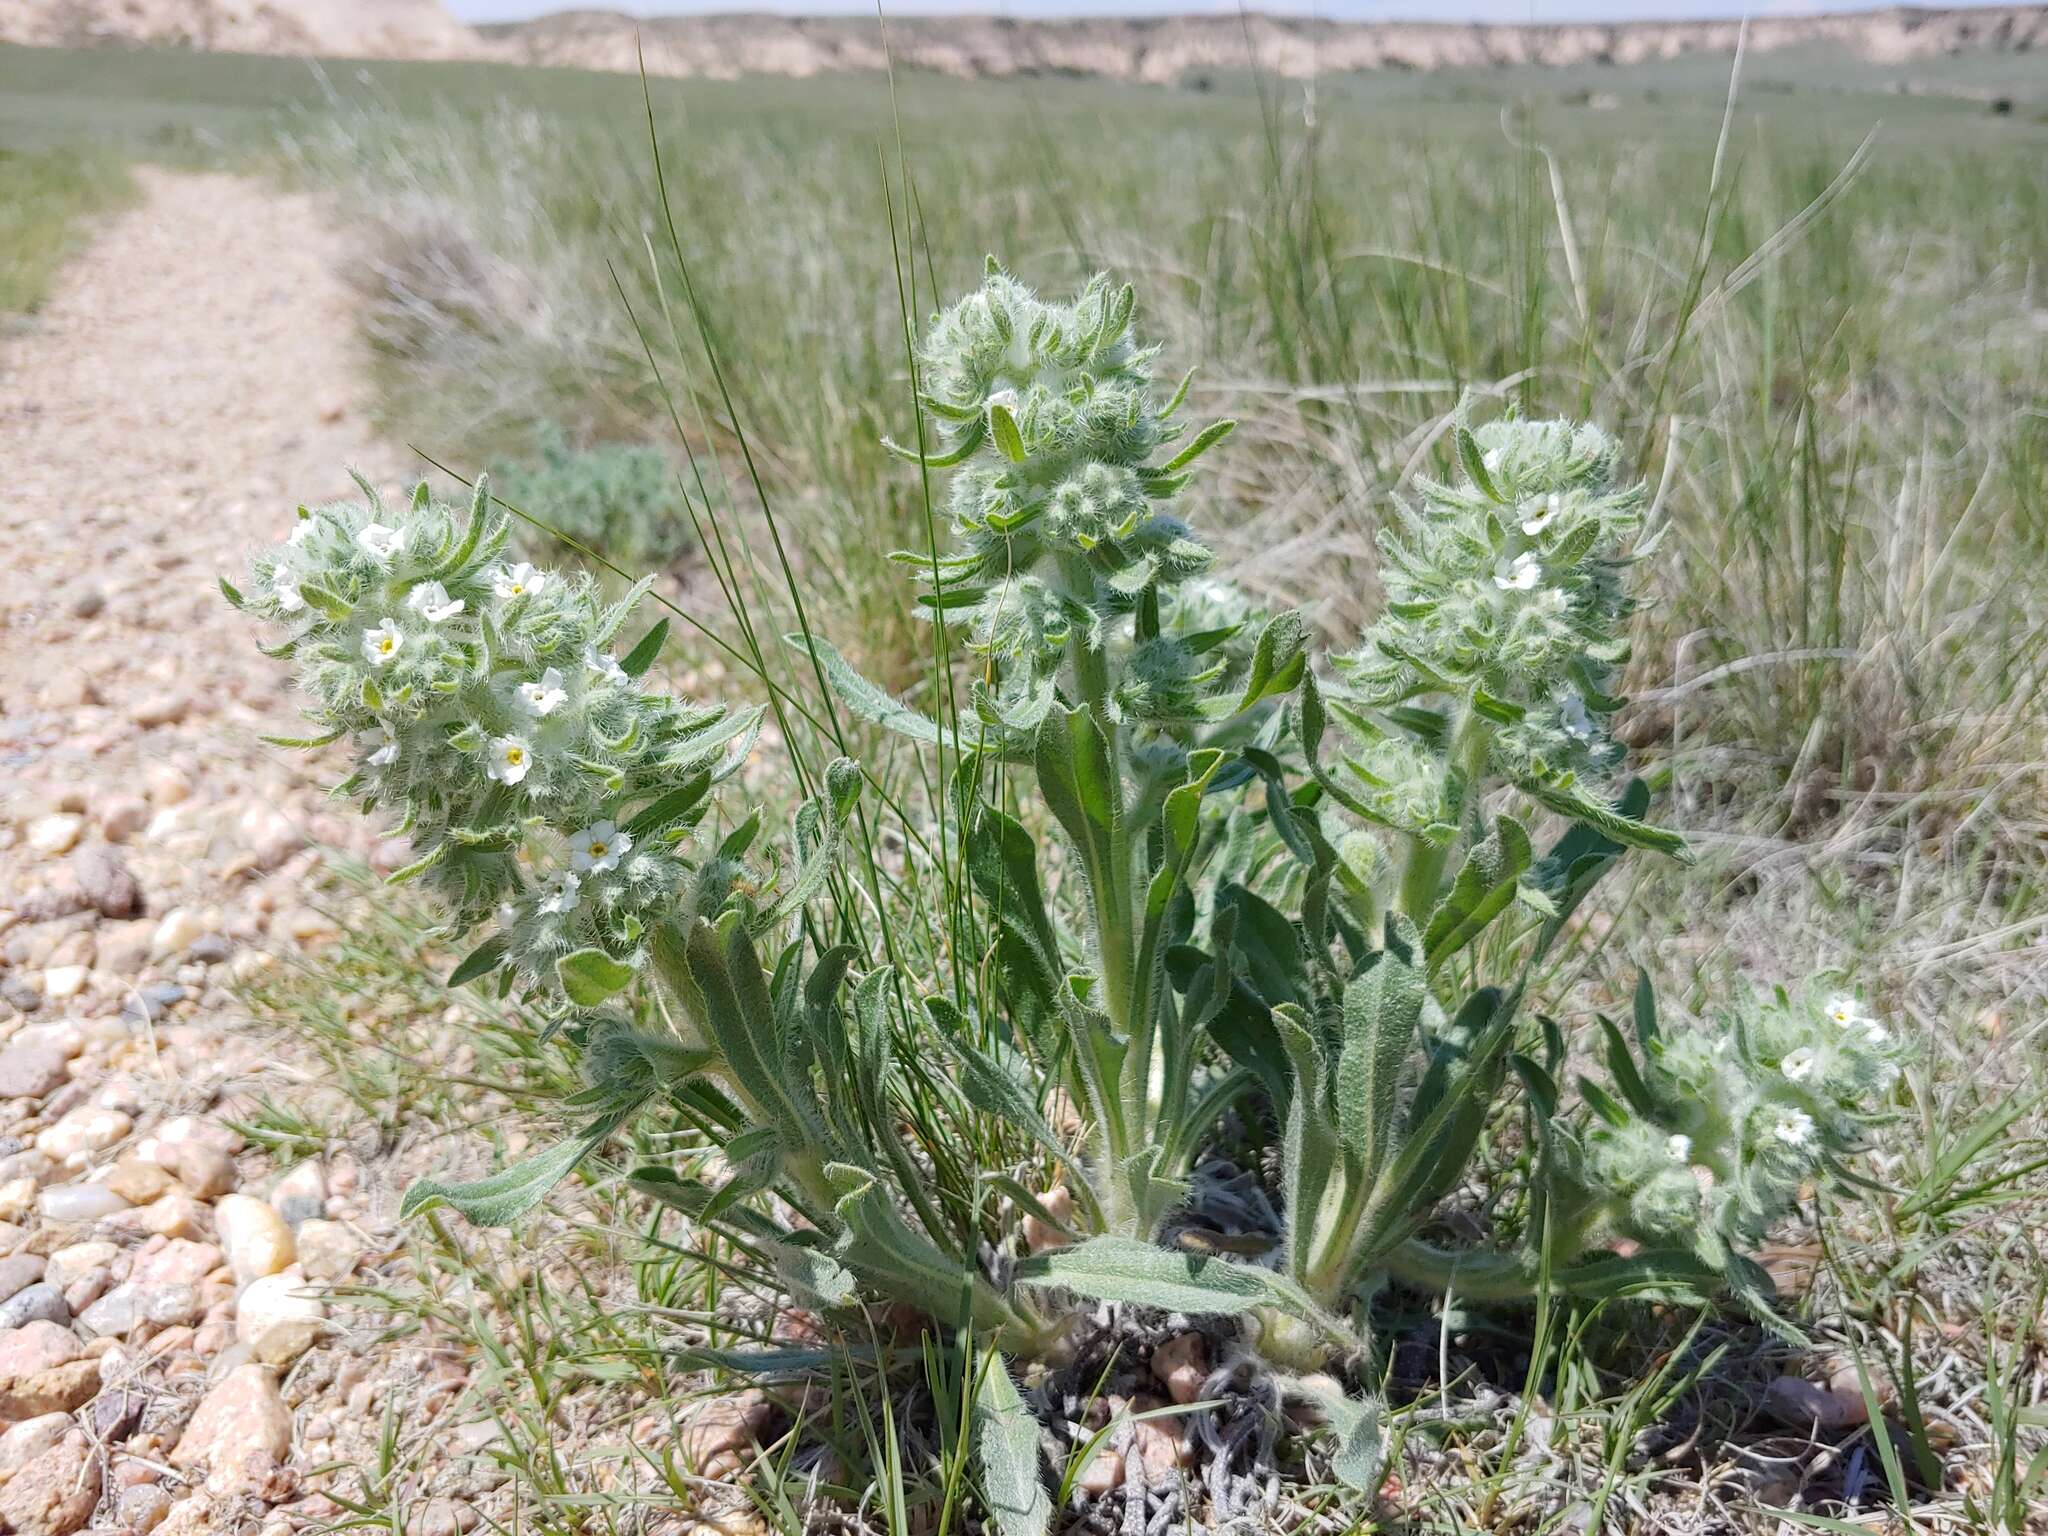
<box><xmin>0</xmin><ymin>171</ymin><xmax>476</xmax><ymax>1536</ymax></box>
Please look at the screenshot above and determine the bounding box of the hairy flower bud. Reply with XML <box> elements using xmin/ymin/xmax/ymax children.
<box><xmin>1326</xmin><ymin>409</ymin><xmax>1650</xmax><ymax>834</ymax></box>
<box><xmin>890</xmin><ymin>263</ymin><xmax>1236</xmax><ymax>732</ymax></box>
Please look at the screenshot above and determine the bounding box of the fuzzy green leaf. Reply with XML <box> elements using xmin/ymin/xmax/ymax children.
<box><xmin>557</xmin><ymin>948</ymin><xmax>636</xmax><ymax>1007</ymax></box>
<box><xmin>1291</xmin><ymin>1378</ymin><xmax>1388</xmax><ymax>1494</ymax></box>
<box><xmin>1522</xmin><ymin>776</ymin><xmax>1689</xmax><ymax>860</ymax></box>
<box><xmin>1337</xmin><ymin>916</ymin><xmax>1425</xmax><ymax>1188</ymax></box>
<box><xmin>446</xmin><ymin>935</ymin><xmax>509</xmax><ymax>988</ymax></box>
<box><xmin>400</xmin><ymin>1112</ymin><xmax>621</xmax><ymax>1226</ymax></box>
<box><xmin>1235</xmin><ymin>610</ymin><xmax>1309</xmax><ymax>714</ymax></box>
<box><xmin>1015</xmin><ymin>1235</ymin><xmax>1289</xmax><ymax>1316</ymax></box>
<box><xmin>620</xmin><ymin>619</ymin><xmax>668</xmax><ymax>678</ymax></box>
<box><xmin>975</xmin><ymin>1355</ymin><xmax>1052</xmax><ymax>1536</ymax></box>
<box><xmin>1423</xmin><ymin>815</ymin><xmax>1533</xmax><ymax>970</ymax></box>
<box><xmin>802</xmin><ymin>634</ymin><xmax>944</xmax><ymax>745</ymax></box>
<box><xmin>988</xmin><ymin>401</ymin><xmax>1028</xmax><ymax>463</ymax></box>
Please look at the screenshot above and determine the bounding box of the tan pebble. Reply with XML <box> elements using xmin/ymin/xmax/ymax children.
<box><xmin>119</xmin><ymin>1483</ymin><xmax>173</xmax><ymax>1531</ymax></box>
<box><xmin>0</xmin><ymin>1178</ymin><xmax>36</xmax><ymax>1225</ymax></box>
<box><xmin>144</xmin><ymin>766</ymin><xmax>191</xmax><ymax>807</ymax></box>
<box><xmin>149</xmin><ymin>910</ymin><xmax>205</xmax><ymax>962</ymax></box>
<box><xmin>25</xmin><ymin>816</ymin><xmax>85</xmax><ymax>858</ymax></box>
<box><xmin>293</xmin><ymin>1220</ymin><xmax>360</xmax><ymax>1283</ymax></box>
<box><xmin>677</xmin><ymin>1390</ymin><xmax>781</xmax><ymax>1480</ymax></box>
<box><xmin>277</xmin><ymin>908</ymin><xmax>336</xmax><ymax>945</ymax></box>
<box><xmin>99</xmin><ymin>799</ymin><xmax>150</xmax><ymax>845</ymax></box>
<box><xmin>1074</xmin><ymin>1444</ymin><xmax>1124</xmax><ymax>1495</ymax></box>
<box><xmin>105</xmin><ymin>1159</ymin><xmax>173</xmax><ymax>1206</ymax></box>
<box><xmin>170</xmin><ymin>1363</ymin><xmax>291</xmax><ymax>1490</ymax></box>
<box><xmin>214</xmin><ymin>1195</ymin><xmax>293</xmax><ymax>1283</ymax></box>
<box><xmin>0</xmin><ymin>1424</ymin><xmax>101</xmax><ymax>1535</ymax></box>
<box><xmin>1149</xmin><ymin>1333</ymin><xmax>1209</xmax><ymax>1407</ymax></box>
<box><xmin>45</xmin><ymin>1242</ymin><xmax>119</xmax><ymax>1293</ymax></box>
<box><xmin>235</xmin><ymin>1268</ymin><xmax>326</xmax><ymax>1366</ymax></box>
<box><xmin>155</xmin><ymin>1140</ymin><xmax>236</xmax><ymax>1200</ymax></box>
<box><xmin>1125</xmin><ymin>1395</ymin><xmax>1193</xmax><ymax>1478</ymax></box>
<box><xmin>1021</xmin><ymin>1186</ymin><xmax>1074</xmax><ymax>1254</ymax></box>
<box><xmin>132</xmin><ymin>1192</ymin><xmax>207</xmax><ymax>1241</ymax></box>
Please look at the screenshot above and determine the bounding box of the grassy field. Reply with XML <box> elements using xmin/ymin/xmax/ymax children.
<box><xmin>8</xmin><ymin>33</ymin><xmax>2048</xmax><ymax>1533</ymax></box>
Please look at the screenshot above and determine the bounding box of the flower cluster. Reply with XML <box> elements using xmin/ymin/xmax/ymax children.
<box><xmin>1328</xmin><ymin>412</ymin><xmax>1648</xmax><ymax>829</ymax></box>
<box><xmin>892</xmin><ymin>263</ymin><xmax>1232</xmax><ymax>732</ymax></box>
<box><xmin>232</xmin><ymin>480</ymin><xmax>757</xmax><ymax>1008</ymax></box>
<box><xmin>1577</xmin><ymin>982</ymin><xmax>1903</xmax><ymax>1263</ymax></box>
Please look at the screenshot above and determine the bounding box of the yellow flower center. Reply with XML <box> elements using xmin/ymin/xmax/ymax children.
<box><xmin>589</xmin><ymin>842</ymin><xmax>606</xmax><ymax>858</ymax></box>
<box><xmin>507</xmin><ymin>748</ymin><xmax>524</xmax><ymax>765</ymax></box>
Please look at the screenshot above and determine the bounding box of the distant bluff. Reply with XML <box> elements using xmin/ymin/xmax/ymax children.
<box><xmin>6</xmin><ymin>0</ymin><xmax>2042</xmax><ymax>83</ymax></box>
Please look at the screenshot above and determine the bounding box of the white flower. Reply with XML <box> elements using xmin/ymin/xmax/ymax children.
<box><xmin>537</xmin><ymin>870</ymin><xmax>581</xmax><ymax>916</ymax></box>
<box><xmin>1824</xmin><ymin>994</ymin><xmax>1873</xmax><ymax>1030</ymax></box>
<box><xmin>1770</xmin><ymin>1108</ymin><xmax>1816</xmax><ymax>1149</ymax></box>
<box><xmin>1522</xmin><ymin>493</ymin><xmax>1563</xmax><ymax>536</ymax></box>
<box><xmin>358</xmin><ymin>725</ymin><xmax>398</xmax><ymax>767</ymax></box>
<box><xmin>584</xmin><ymin>646</ymin><xmax>629</xmax><ymax>687</ymax></box>
<box><xmin>1493</xmin><ymin>551</ymin><xmax>1543</xmax><ymax>591</ymax></box>
<box><xmin>568</xmin><ymin>820</ymin><xmax>631</xmax><ymax>874</ymax></box>
<box><xmin>487</xmin><ymin>736</ymin><xmax>534</xmax><ymax>786</ymax></box>
<box><xmin>362</xmin><ymin>621</ymin><xmax>404</xmax><ymax>667</ymax></box>
<box><xmin>406</xmin><ymin>581</ymin><xmax>465</xmax><ymax>624</ymax></box>
<box><xmin>1482</xmin><ymin>448</ymin><xmax>1502</xmax><ymax>474</ymax></box>
<box><xmin>356</xmin><ymin>523</ymin><xmax>407</xmax><ymax>563</ymax></box>
<box><xmin>272</xmin><ymin>570</ymin><xmax>305</xmax><ymax>613</ymax></box>
<box><xmin>1782</xmin><ymin>1047</ymin><xmax>1819</xmax><ymax>1083</ymax></box>
<box><xmin>1558</xmin><ymin>690</ymin><xmax>1597</xmax><ymax>743</ymax></box>
<box><xmin>493</xmin><ymin>563</ymin><xmax>547</xmax><ymax>601</ymax></box>
<box><xmin>1665</xmin><ymin>1133</ymin><xmax>1693</xmax><ymax>1162</ymax></box>
<box><xmin>517</xmin><ymin>667</ymin><xmax>567</xmax><ymax>717</ymax></box>
<box><xmin>286</xmin><ymin>519</ymin><xmax>317</xmax><ymax>549</ymax></box>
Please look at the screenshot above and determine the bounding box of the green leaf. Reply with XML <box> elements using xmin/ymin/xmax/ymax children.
<box><xmin>557</xmin><ymin>948</ymin><xmax>636</xmax><ymax>1007</ymax></box>
<box><xmin>447</xmin><ymin>935</ymin><xmax>509</xmax><ymax>988</ymax></box>
<box><xmin>1337</xmin><ymin>915</ymin><xmax>1425</xmax><ymax>1190</ymax></box>
<box><xmin>219</xmin><ymin>577</ymin><xmax>245</xmax><ymax>608</ymax></box>
<box><xmin>975</xmin><ymin>1354</ymin><xmax>1052</xmax><ymax>1536</ymax></box>
<box><xmin>801</xmin><ymin>634</ymin><xmax>944</xmax><ymax>745</ymax></box>
<box><xmin>1015</xmin><ymin>1235</ymin><xmax>1302</xmax><ymax>1317</ymax></box>
<box><xmin>1422</xmin><ymin>815</ymin><xmax>1533</xmax><ymax>970</ymax></box>
<box><xmin>1456</xmin><ymin>425</ymin><xmax>1503</xmax><ymax>502</ymax></box>
<box><xmin>295</xmin><ymin>581</ymin><xmax>352</xmax><ymax>621</ymax></box>
<box><xmin>988</xmin><ymin>400</ymin><xmax>1027</xmax><ymax>463</ymax></box>
<box><xmin>1290</xmin><ymin>1379</ymin><xmax>1387</xmax><ymax>1494</ymax></box>
<box><xmin>623</xmin><ymin>772</ymin><xmax>713</xmax><ymax>841</ymax></box>
<box><xmin>1152</xmin><ymin>417</ymin><xmax>1235</xmax><ymax>476</ymax></box>
<box><xmin>1217</xmin><ymin>884</ymin><xmax>1306</xmax><ymax>1008</ymax></box>
<box><xmin>400</xmin><ymin>1112</ymin><xmax>622</xmax><ymax>1226</ymax></box>
<box><xmin>1633</xmin><ymin>969</ymin><xmax>1661</xmax><ymax>1049</ymax></box>
<box><xmin>1522</xmin><ymin>776</ymin><xmax>1690</xmax><ymax>860</ymax></box>
<box><xmin>621</xmin><ymin>619</ymin><xmax>668</xmax><ymax>679</ymax></box>
<box><xmin>1234</xmin><ymin>610</ymin><xmax>1308</xmax><ymax>714</ymax></box>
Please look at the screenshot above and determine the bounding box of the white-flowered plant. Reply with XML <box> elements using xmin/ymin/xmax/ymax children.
<box><xmin>226</xmin><ymin>477</ymin><xmax>762</xmax><ymax>1005</ymax></box>
<box><xmin>232</xmin><ymin>268</ymin><xmax>1913</xmax><ymax>1519</ymax></box>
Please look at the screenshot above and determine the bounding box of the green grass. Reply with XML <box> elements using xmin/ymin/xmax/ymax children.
<box><xmin>0</xmin><ymin>145</ymin><xmax>137</xmax><ymax>317</ymax></box>
<box><xmin>18</xmin><ymin>32</ymin><xmax>2040</xmax><ymax>1533</ymax></box>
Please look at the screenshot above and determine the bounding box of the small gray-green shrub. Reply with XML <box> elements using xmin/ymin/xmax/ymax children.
<box><xmin>228</xmin><ymin>263</ymin><xmax>1904</xmax><ymax>1515</ymax></box>
<box><xmin>492</xmin><ymin>423</ymin><xmax>695</xmax><ymax>575</ymax></box>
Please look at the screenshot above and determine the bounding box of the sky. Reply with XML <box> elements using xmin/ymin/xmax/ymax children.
<box><xmin>445</xmin><ymin>0</ymin><xmax>1948</xmax><ymax>20</ymax></box>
